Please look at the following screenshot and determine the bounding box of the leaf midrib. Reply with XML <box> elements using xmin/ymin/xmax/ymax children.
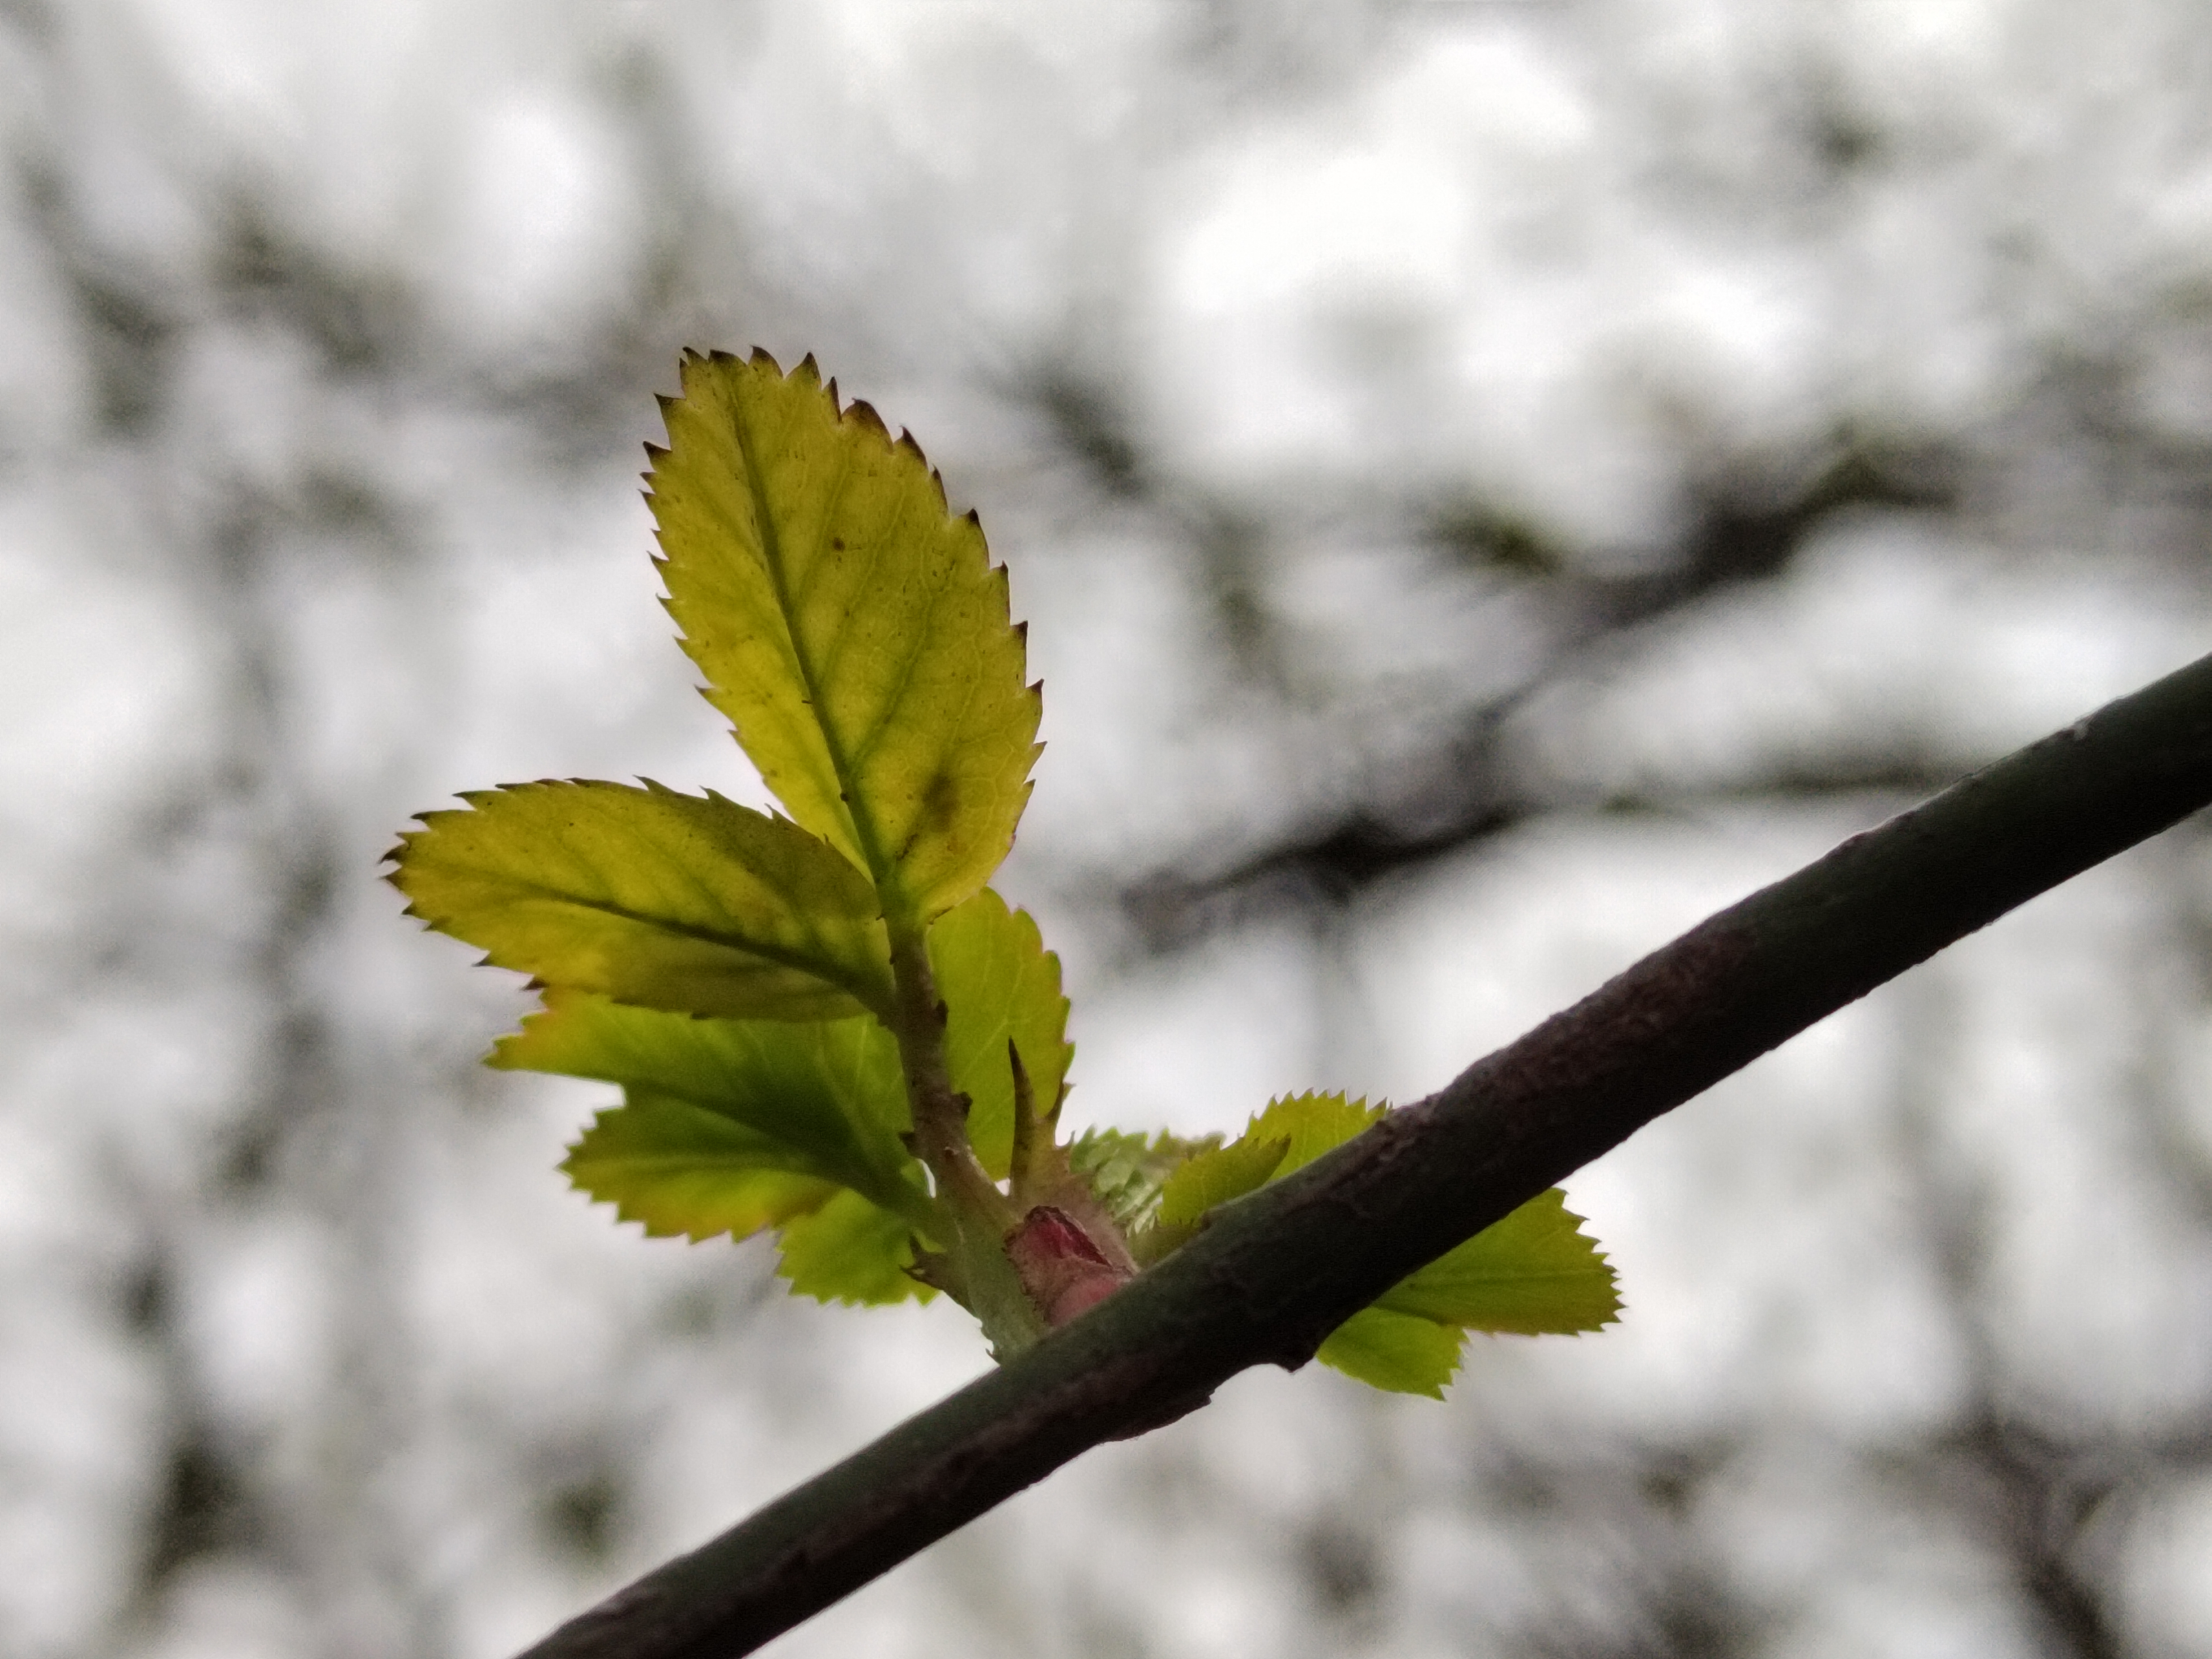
<box><xmin>604</xmin><ymin>1101</ymin><xmax>903</xmax><ymax>1209</ymax></box>
<box><xmin>465</xmin><ymin>874</ymin><xmax>886</xmax><ymax>1011</ymax></box>
<box><xmin>730</xmin><ymin>396</ymin><xmax>909</xmax><ymax>924</ymax></box>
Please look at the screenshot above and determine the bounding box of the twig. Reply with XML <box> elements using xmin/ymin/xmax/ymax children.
<box><xmin>521</xmin><ymin>648</ymin><xmax>2212</xmax><ymax>1659</ymax></box>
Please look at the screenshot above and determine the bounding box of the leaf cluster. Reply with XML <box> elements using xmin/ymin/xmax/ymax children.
<box><xmin>388</xmin><ymin>350</ymin><xmax>1617</xmax><ymax>1388</ymax></box>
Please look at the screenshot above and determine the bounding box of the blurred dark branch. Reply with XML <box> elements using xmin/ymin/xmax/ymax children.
<box><xmin>520</xmin><ymin>649</ymin><xmax>2212</xmax><ymax>1659</ymax></box>
<box><xmin>1488</xmin><ymin>1439</ymin><xmax>1764</xmax><ymax>1659</ymax></box>
<box><xmin>101</xmin><ymin>1227</ymin><xmax>275</xmax><ymax>1658</ymax></box>
<box><xmin>1124</xmin><ymin>750</ymin><xmax>1972</xmax><ymax>950</ymax></box>
<box><xmin>1131</xmin><ymin>437</ymin><xmax>1955</xmax><ymax>949</ymax></box>
<box><xmin>1543</xmin><ymin>439</ymin><xmax>1958</xmax><ymax>632</ymax></box>
<box><xmin>1943</xmin><ymin>1414</ymin><xmax>2123</xmax><ymax>1659</ymax></box>
<box><xmin>1015</xmin><ymin>363</ymin><xmax>1963</xmax><ymax>950</ymax></box>
<box><xmin>20</xmin><ymin>130</ymin><xmax>445</xmax><ymax>1636</ymax></box>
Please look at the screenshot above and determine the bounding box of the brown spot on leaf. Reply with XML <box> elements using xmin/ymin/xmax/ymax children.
<box><xmin>921</xmin><ymin>769</ymin><xmax>960</xmax><ymax>833</ymax></box>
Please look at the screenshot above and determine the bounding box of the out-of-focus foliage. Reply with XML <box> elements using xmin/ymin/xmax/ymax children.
<box><xmin>6</xmin><ymin>3</ymin><xmax>2212</xmax><ymax>1657</ymax></box>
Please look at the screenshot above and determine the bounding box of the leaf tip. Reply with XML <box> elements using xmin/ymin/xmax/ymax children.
<box><xmin>846</xmin><ymin>398</ymin><xmax>889</xmax><ymax>440</ymax></box>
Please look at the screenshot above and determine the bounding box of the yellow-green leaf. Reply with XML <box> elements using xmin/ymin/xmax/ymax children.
<box><xmin>560</xmin><ymin>1099</ymin><xmax>842</xmax><ymax>1241</ymax></box>
<box><xmin>929</xmin><ymin>889</ymin><xmax>1071</xmax><ymax>1180</ymax></box>
<box><xmin>1068</xmin><ymin>1128</ymin><xmax>1219</xmax><ymax>1234</ymax></box>
<box><xmin>390</xmin><ymin>779</ymin><xmax>895</xmax><ymax>1022</ymax></box>
<box><xmin>1315</xmin><ymin>1307</ymin><xmax>1466</xmax><ymax>1398</ymax></box>
<box><xmin>1122</xmin><ymin>1094</ymin><xmax>1377</xmax><ymax>1259</ymax></box>
<box><xmin>652</xmin><ymin>350</ymin><xmax>1041</xmax><ymax>927</ymax></box>
<box><xmin>777</xmin><ymin>1188</ymin><xmax>930</xmax><ymax>1305</ymax></box>
<box><xmin>1155</xmin><ymin>1134</ymin><xmax>1290</xmax><ymax>1228</ymax></box>
<box><xmin>1151</xmin><ymin>1091</ymin><xmax>1620</xmax><ymax>1388</ymax></box>
<box><xmin>1239</xmin><ymin>1091</ymin><xmax>1388</xmax><ymax>1174</ymax></box>
<box><xmin>1376</xmin><ymin>1188</ymin><xmax>1620</xmax><ymax>1335</ymax></box>
<box><xmin>495</xmin><ymin>988</ymin><xmax>921</xmax><ymax>1217</ymax></box>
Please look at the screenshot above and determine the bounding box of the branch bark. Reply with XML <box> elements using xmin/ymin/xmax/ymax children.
<box><xmin>522</xmin><ymin>648</ymin><xmax>2212</xmax><ymax>1659</ymax></box>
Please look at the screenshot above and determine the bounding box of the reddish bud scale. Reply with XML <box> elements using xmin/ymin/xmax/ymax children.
<box><xmin>1005</xmin><ymin>1205</ymin><xmax>1130</xmax><ymax>1327</ymax></box>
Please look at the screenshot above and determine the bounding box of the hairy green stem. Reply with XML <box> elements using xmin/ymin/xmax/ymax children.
<box><xmin>882</xmin><ymin>928</ymin><xmax>1040</xmax><ymax>1350</ymax></box>
<box><xmin>884</xmin><ymin>930</ymin><xmax>1009</xmax><ymax>1230</ymax></box>
<box><xmin>520</xmin><ymin>648</ymin><xmax>2212</xmax><ymax>1659</ymax></box>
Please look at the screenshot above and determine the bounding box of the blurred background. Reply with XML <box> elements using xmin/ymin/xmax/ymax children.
<box><xmin>6</xmin><ymin>2</ymin><xmax>2212</xmax><ymax>1656</ymax></box>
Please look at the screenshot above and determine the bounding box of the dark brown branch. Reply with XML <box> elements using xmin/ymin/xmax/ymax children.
<box><xmin>521</xmin><ymin>648</ymin><xmax>2212</xmax><ymax>1659</ymax></box>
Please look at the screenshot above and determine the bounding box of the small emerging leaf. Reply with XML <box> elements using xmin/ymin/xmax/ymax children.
<box><xmin>653</xmin><ymin>351</ymin><xmax>1043</xmax><ymax>928</ymax></box>
<box><xmin>389</xmin><ymin>780</ymin><xmax>895</xmax><ymax>1022</ymax></box>
<box><xmin>1131</xmin><ymin>1091</ymin><xmax>1381</xmax><ymax>1250</ymax></box>
<box><xmin>1067</xmin><ymin>1129</ymin><xmax>1221</xmax><ymax>1233</ymax></box>
<box><xmin>560</xmin><ymin>1099</ymin><xmax>841</xmax><ymax>1241</ymax></box>
<box><xmin>1174</xmin><ymin>1091</ymin><xmax>1620</xmax><ymax>1392</ymax></box>
<box><xmin>1155</xmin><ymin>1134</ymin><xmax>1290</xmax><ymax>1228</ymax></box>
<box><xmin>777</xmin><ymin>1189</ymin><xmax>930</xmax><ymax>1305</ymax></box>
<box><xmin>1315</xmin><ymin>1307</ymin><xmax>1465</xmax><ymax>1398</ymax></box>
<box><xmin>1239</xmin><ymin>1091</ymin><xmax>1388</xmax><ymax>1174</ymax></box>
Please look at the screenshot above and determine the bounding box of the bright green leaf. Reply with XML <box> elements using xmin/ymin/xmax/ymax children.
<box><xmin>929</xmin><ymin>889</ymin><xmax>1071</xmax><ymax>1180</ymax></box>
<box><xmin>494</xmin><ymin>988</ymin><xmax>922</xmax><ymax>1218</ymax></box>
<box><xmin>1315</xmin><ymin>1307</ymin><xmax>1466</xmax><ymax>1398</ymax></box>
<box><xmin>1064</xmin><ymin>1128</ymin><xmax>1219</xmax><ymax>1233</ymax></box>
<box><xmin>1125</xmin><ymin>1094</ymin><xmax>1375</xmax><ymax>1259</ymax></box>
<box><xmin>777</xmin><ymin>1188</ymin><xmax>931</xmax><ymax>1305</ymax></box>
<box><xmin>389</xmin><ymin>779</ymin><xmax>895</xmax><ymax>1022</ymax></box>
<box><xmin>1377</xmin><ymin>1188</ymin><xmax>1620</xmax><ymax>1335</ymax></box>
<box><xmin>652</xmin><ymin>350</ymin><xmax>1042</xmax><ymax>928</ymax></box>
<box><xmin>1155</xmin><ymin>1134</ymin><xmax>1290</xmax><ymax>1228</ymax></box>
<box><xmin>1152</xmin><ymin>1091</ymin><xmax>1620</xmax><ymax>1386</ymax></box>
<box><xmin>560</xmin><ymin>1099</ymin><xmax>841</xmax><ymax>1241</ymax></box>
<box><xmin>1128</xmin><ymin>1130</ymin><xmax>1275</xmax><ymax>1265</ymax></box>
<box><xmin>1238</xmin><ymin>1091</ymin><xmax>1388</xmax><ymax>1173</ymax></box>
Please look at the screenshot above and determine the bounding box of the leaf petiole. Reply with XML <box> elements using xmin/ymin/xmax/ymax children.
<box><xmin>885</xmin><ymin>930</ymin><xmax>1015</xmax><ymax>1233</ymax></box>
